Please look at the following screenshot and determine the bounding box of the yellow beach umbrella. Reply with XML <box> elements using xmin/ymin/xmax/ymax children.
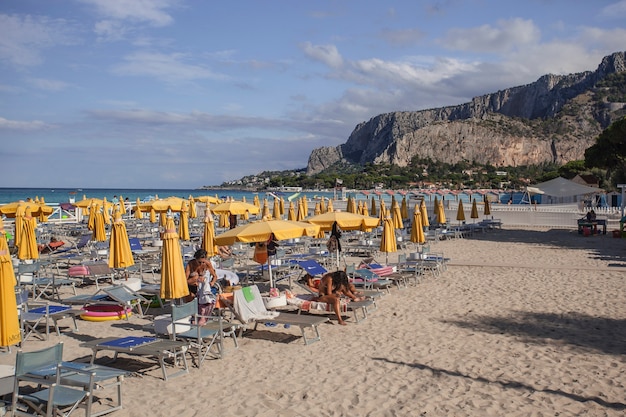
<box><xmin>150</xmin><ymin>208</ymin><xmax>156</xmax><ymax>223</ymax></box>
<box><xmin>319</xmin><ymin>198</ymin><xmax>326</xmax><ymax>214</ymax></box>
<box><xmin>201</xmin><ymin>209</ymin><xmax>217</xmax><ymax>257</ymax></box>
<box><xmin>392</xmin><ymin>201</ymin><xmax>404</xmax><ymax>229</ymax></box>
<box><xmin>379</xmin><ymin>217</ymin><xmax>397</xmax><ymax>264</ymax></box>
<box><xmin>108</xmin><ymin>211</ymin><xmax>135</xmax><ymax>269</ymax></box>
<box><xmin>211</xmin><ymin>201</ymin><xmax>260</xmax><ymax>216</ymax></box>
<box><xmin>280</xmin><ymin>197</ymin><xmax>285</xmax><ymax>215</ymax></box>
<box><xmin>288</xmin><ymin>201</ymin><xmax>296</xmax><ymax>221</ymax></box>
<box><xmin>0</xmin><ymin>218</ymin><xmax>21</xmax><ymax>348</ymax></box>
<box><xmin>262</xmin><ymin>199</ymin><xmax>270</xmax><ymax>219</ymax></box>
<box><xmin>189</xmin><ymin>196</ymin><xmax>197</xmax><ymax>219</ymax></box>
<box><xmin>253</xmin><ymin>194</ymin><xmax>260</xmax><ymax>208</ymax></box>
<box><xmin>432</xmin><ymin>196</ymin><xmax>439</xmax><ymax>221</ymax></box>
<box><xmin>160</xmin><ymin>211</ymin><xmax>168</xmax><ymax>227</ymax></box>
<box><xmin>362</xmin><ymin>201</ymin><xmax>369</xmax><ymax>217</ymax></box>
<box><xmin>17</xmin><ymin>207</ymin><xmax>39</xmax><ymax>261</ymax></box>
<box><xmin>219</xmin><ymin>213</ymin><xmax>229</xmax><ymax>229</ymax></box>
<box><xmin>160</xmin><ymin>217</ymin><xmax>189</xmax><ymax>301</ymax></box>
<box><xmin>118</xmin><ymin>195</ymin><xmax>127</xmax><ymax>215</ymax></box>
<box><xmin>401</xmin><ymin>195</ymin><xmax>409</xmax><ymax>219</ymax></box>
<box><xmin>327</xmin><ymin>199</ymin><xmax>334</xmax><ymax>213</ymax></box>
<box><xmin>471</xmin><ymin>199</ymin><xmax>479</xmax><ymax>221</ymax></box>
<box><xmin>484</xmin><ymin>195</ymin><xmax>491</xmax><ymax>216</ymax></box>
<box><xmin>272</xmin><ymin>198</ymin><xmax>281</xmax><ymax>220</ymax></box>
<box><xmin>179</xmin><ymin>202</ymin><xmax>190</xmax><ymax>241</ymax></box>
<box><xmin>196</xmin><ymin>195</ymin><xmax>221</xmax><ymax>204</ymax></box>
<box><xmin>134</xmin><ymin>197</ymin><xmax>143</xmax><ymax>220</ymax></box>
<box><xmin>370</xmin><ymin>197</ymin><xmax>377</xmax><ymax>217</ymax></box>
<box><xmin>456</xmin><ymin>200</ymin><xmax>466</xmax><ymax>223</ymax></box>
<box><xmin>92</xmin><ymin>206</ymin><xmax>107</xmax><ymax>242</ymax></box>
<box><xmin>306</xmin><ymin>211</ymin><xmax>380</xmax><ymax>231</ymax></box>
<box><xmin>297</xmin><ymin>199</ymin><xmax>306</xmax><ymax>221</ymax></box>
<box><xmin>302</xmin><ymin>197</ymin><xmax>309</xmax><ymax>218</ymax></box>
<box><xmin>437</xmin><ymin>198</ymin><xmax>447</xmax><ymax>225</ymax></box>
<box><xmin>314</xmin><ymin>202</ymin><xmax>321</xmax><ymax>215</ymax></box>
<box><xmin>420</xmin><ymin>199</ymin><xmax>430</xmax><ymax>228</ymax></box>
<box><xmin>410</xmin><ymin>206</ymin><xmax>426</xmax><ymax>244</ymax></box>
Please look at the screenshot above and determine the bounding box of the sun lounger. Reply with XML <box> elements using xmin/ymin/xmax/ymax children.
<box><xmin>84</xmin><ymin>336</ymin><xmax>189</xmax><ymax>381</ymax></box>
<box><xmin>232</xmin><ymin>285</ymin><xmax>329</xmax><ymax>345</ymax></box>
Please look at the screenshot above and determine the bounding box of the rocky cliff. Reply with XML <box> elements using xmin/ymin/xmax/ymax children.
<box><xmin>307</xmin><ymin>51</ymin><xmax>626</xmax><ymax>174</ymax></box>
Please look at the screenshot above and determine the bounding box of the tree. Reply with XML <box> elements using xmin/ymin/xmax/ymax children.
<box><xmin>585</xmin><ymin>117</ymin><xmax>626</xmax><ymax>183</ymax></box>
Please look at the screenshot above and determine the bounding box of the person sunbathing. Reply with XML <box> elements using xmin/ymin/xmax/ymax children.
<box><xmin>309</xmin><ymin>271</ymin><xmax>365</xmax><ymax>325</ymax></box>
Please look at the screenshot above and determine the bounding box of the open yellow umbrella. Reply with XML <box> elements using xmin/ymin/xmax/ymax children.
<box><xmin>188</xmin><ymin>196</ymin><xmax>197</xmax><ymax>219</ymax></box>
<box><xmin>196</xmin><ymin>195</ymin><xmax>221</xmax><ymax>204</ymax></box>
<box><xmin>108</xmin><ymin>211</ymin><xmax>135</xmax><ymax>270</ymax></box>
<box><xmin>134</xmin><ymin>197</ymin><xmax>143</xmax><ymax>220</ymax></box>
<box><xmin>214</xmin><ymin>219</ymin><xmax>320</xmax><ymax>288</ymax></box>
<box><xmin>410</xmin><ymin>206</ymin><xmax>426</xmax><ymax>244</ymax></box>
<box><xmin>420</xmin><ymin>200</ymin><xmax>430</xmax><ymax>228</ymax></box>
<box><xmin>17</xmin><ymin>207</ymin><xmax>39</xmax><ymax>261</ymax></box>
<box><xmin>392</xmin><ymin>201</ymin><xmax>404</xmax><ymax>229</ymax></box>
<box><xmin>471</xmin><ymin>199</ymin><xmax>479</xmax><ymax>221</ymax></box>
<box><xmin>160</xmin><ymin>217</ymin><xmax>189</xmax><ymax>301</ymax></box>
<box><xmin>0</xmin><ymin>218</ymin><xmax>21</xmax><ymax>348</ymax></box>
<box><xmin>273</xmin><ymin>198</ymin><xmax>281</xmax><ymax>220</ymax></box>
<box><xmin>456</xmin><ymin>200</ymin><xmax>466</xmax><ymax>223</ymax></box>
<box><xmin>179</xmin><ymin>201</ymin><xmax>190</xmax><ymax>241</ymax></box>
<box><xmin>484</xmin><ymin>195</ymin><xmax>491</xmax><ymax>216</ymax></box>
<box><xmin>306</xmin><ymin>211</ymin><xmax>380</xmax><ymax>231</ymax></box>
<box><xmin>211</xmin><ymin>200</ymin><xmax>260</xmax><ymax>216</ymax></box>
<box><xmin>288</xmin><ymin>201</ymin><xmax>296</xmax><ymax>221</ymax></box>
<box><xmin>379</xmin><ymin>217</ymin><xmax>397</xmax><ymax>264</ymax></box>
<box><xmin>201</xmin><ymin>209</ymin><xmax>217</xmax><ymax>257</ymax></box>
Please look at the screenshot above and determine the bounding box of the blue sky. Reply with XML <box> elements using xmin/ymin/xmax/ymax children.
<box><xmin>1</xmin><ymin>0</ymin><xmax>625</xmax><ymax>189</ymax></box>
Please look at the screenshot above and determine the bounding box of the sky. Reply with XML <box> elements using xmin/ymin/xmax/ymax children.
<box><xmin>1</xmin><ymin>0</ymin><xmax>625</xmax><ymax>189</ymax></box>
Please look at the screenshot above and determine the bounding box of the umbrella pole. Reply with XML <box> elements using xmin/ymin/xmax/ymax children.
<box><xmin>268</xmin><ymin>258</ymin><xmax>273</xmax><ymax>288</ymax></box>
<box><xmin>336</xmin><ymin>248</ymin><xmax>340</xmax><ymax>269</ymax></box>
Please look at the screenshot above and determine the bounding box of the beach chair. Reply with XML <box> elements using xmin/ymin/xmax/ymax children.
<box><xmin>11</xmin><ymin>343</ymin><xmax>96</xmax><ymax>417</ymax></box>
<box><xmin>395</xmin><ymin>253</ymin><xmax>423</xmax><ymax>286</ymax></box>
<box><xmin>352</xmin><ymin>268</ymin><xmax>394</xmax><ymax>293</ymax></box>
<box><xmin>232</xmin><ymin>285</ymin><xmax>329</xmax><ymax>345</ymax></box>
<box><xmin>16</xmin><ymin>288</ymin><xmax>79</xmax><ymax>343</ymax></box>
<box><xmin>169</xmin><ymin>298</ymin><xmax>221</xmax><ymax>366</ymax></box>
<box><xmin>358</xmin><ymin>258</ymin><xmax>409</xmax><ymax>289</ymax></box>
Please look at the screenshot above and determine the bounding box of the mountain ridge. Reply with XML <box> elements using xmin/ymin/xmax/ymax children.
<box><xmin>306</xmin><ymin>51</ymin><xmax>626</xmax><ymax>174</ymax></box>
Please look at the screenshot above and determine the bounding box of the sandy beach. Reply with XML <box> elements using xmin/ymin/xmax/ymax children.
<box><xmin>3</xmin><ymin>226</ymin><xmax>626</xmax><ymax>417</ymax></box>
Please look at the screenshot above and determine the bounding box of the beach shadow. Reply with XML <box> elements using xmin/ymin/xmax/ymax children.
<box><xmin>442</xmin><ymin>311</ymin><xmax>626</xmax><ymax>355</ymax></box>
<box><xmin>372</xmin><ymin>357</ymin><xmax>626</xmax><ymax>411</ymax></box>
<box><xmin>468</xmin><ymin>228</ymin><xmax>626</xmax><ymax>265</ymax></box>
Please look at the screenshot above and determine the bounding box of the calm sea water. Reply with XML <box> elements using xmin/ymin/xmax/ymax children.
<box><xmin>0</xmin><ymin>187</ymin><xmax>339</xmax><ymax>205</ymax></box>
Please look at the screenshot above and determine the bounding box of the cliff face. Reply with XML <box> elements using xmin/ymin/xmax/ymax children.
<box><xmin>307</xmin><ymin>51</ymin><xmax>626</xmax><ymax>174</ymax></box>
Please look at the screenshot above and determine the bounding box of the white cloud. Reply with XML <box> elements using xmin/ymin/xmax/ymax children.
<box><xmin>300</xmin><ymin>42</ymin><xmax>344</xmax><ymax>68</ymax></box>
<box><xmin>439</xmin><ymin>18</ymin><xmax>541</xmax><ymax>53</ymax></box>
<box><xmin>0</xmin><ymin>14</ymin><xmax>76</xmax><ymax>67</ymax></box>
<box><xmin>379</xmin><ymin>28</ymin><xmax>426</xmax><ymax>46</ymax></box>
<box><xmin>77</xmin><ymin>0</ymin><xmax>177</xmax><ymax>27</ymax></box>
<box><xmin>0</xmin><ymin>117</ymin><xmax>53</xmax><ymax>130</ymax></box>
<box><xmin>27</xmin><ymin>77</ymin><xmax>70</xmax><ymax>92</ymax></box>
<box><xmin>94</xmin><ymin>19</ymin><xmax>129</xmax><ymax>41</ymax></box>
<box><xmin>599</xmin><ymin>0</ymin><xmax>626</xmax><ymax>19</ymax></box>
<box><xmin>110</xmin><ymin>51</ymin><xmax>224</xmax><ymax>82</ymax></box>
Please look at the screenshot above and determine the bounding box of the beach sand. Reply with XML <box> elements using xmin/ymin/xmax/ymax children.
<box><xmin>3</xmin><ymin>227</ymin><xmax>626</xmax><ymax>417</ymax></box>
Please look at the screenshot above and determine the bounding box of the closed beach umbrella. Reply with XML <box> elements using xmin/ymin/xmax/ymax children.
<box><xmin>314</xmin><ymin>202</ymin><xmax>321</xmax><ymax>215</ymax></box>
<box><xmin>302</xmin><ymin>197</ymin><xmax>309</xmax><ymax>218</ymax></box>
<box><xmin>92</xmin><ymin>206</ymin><xmax>107</xmax><ymax>242</ymax></box>
<box><xmin>401</xmin><ymin>196</ymin><xmax>409</xmax><ymax>219</ymax></box>
<box><xmin>201</xmin><ymin>209</ymin><xmax>217</xmax><ymax>257</ymax></box>
<box><xmin>436</xmin><ymin>198</ymin><xmax>447</xmax><ymax>225</ymax></box>
<box><xmin>392</xmin><ymin>201</ymin><xmax>404</xmax><ymax>229</ymax></box>
<box><xmin>362</xmin><ymin>201</ymin><xmax>369</xmax><ymax>217</ymax></box>
<box><xmin>160</xmin><ymin>217</ymin><xmax>189</xmax><ymax>301</ymax></box>
<box><xmin>432</xmin><ymin>196</ymin><xmax>439</xmax><ymax>221</ymax></box>
<box><xmin>179</xmin><ymin>202</ymin><xmax>190</xmax><ymax>241</ymax></box>
<box><xmin>297</xmin><ymin>199</ymin><xmax>306</xmax><ymax>221</ymax></box>
<box><xmin>0</xmin><ymin>218</ymin><xmax>21</xmax><ymax>348</ymax></box>
<box><xmin>102</xmin><ymin>198</ymin><xmax>112</xmax><ymax>225</ymax></box>
<box><xmin>160</xmin><ymin>212</ymin><xmax>167</xmax><ymax>227</ymax></box>
<box><xmin>118</xmin><ymin>195</ymin><xmax>127</xmax><ymax>215</ymax></box>
<box><xmin>280</xmin><ymin>197</ymin><xmax>285</xmax><ymax>215</ymax></box>
<box><xmin>189</xmin><ymin>196</ymin><xmax>197</xmax><ymax>219</ymax></box>
<box><xmin>288</xmin><ymin>201</ymin><xmax>296</xmax><ymax>221</ymax></box>
<box><xmin>262</xmin><ymin>199</ymin><xmax>270</xmax><ymax>219</ymax></box>
<box><xmin>253</xmin><ymin>194</ymin><xmax>260</xmax><ymax>208</ymax></box>
<box><xmin>379</xmin><ymin>217</ymin><xmax>397</xmax><ymax>264</ymax></box>
<box><xmin>150</xmin><ymin>208</ymin><xmax>156</xmax><ymax>223</ymax></box>
<box><xmin>273</xmin><ymin>198</ymin><xmax>281</xmax><ymax>220</ymax></box>
<box><xmin>319</xmin><ymin>198</ymin><xmax>326</xmax><ymax>214</ymax></box>
<box><xmin>484</xmin><ymin>195</ymin><xmax>491</xmax><ymax>216</ymax></box>
<box><xmin>87</xmin><ymin>203</ymin><xmax>97</xmax><ymax>231</ymax></box>
<box><xmin>327</xmin><ymin>199</ymin><xmax>334</xmax><ymax>213</ymax></box>
<box><xmin>471</xmin><ymin>199</ymin><xmax>479</xmax><ymax>221</ymax></box>
<box><xmin>410</xmin><ymin>207</ymin><xmax>425</xmax><ymax>244</ymax></box>
<box><xmin>219</xmin><ymin>213</ymin><xmax>229</xmax><ymax>228</ymax></box>
<box><xmin>108</xmin><ymin>211</ymin><xmax>135</xmax><ymax>269</ymax></box>
<box><xmin>370</xmin><ymin>197</ymin><xmax>377</xmax><ymax>217</ymax></box>
<box><xmin>134</xmin><ymin>197</ymin><xmax>143</xmax><ymax>220</ymax></box>
<box><xmin>456</xmin><ymin>200</ymin><xmax>466</xmax><ymax>223</ymax></box>
<box><xmin>17</xmin><ymin>207</ymin><xmax>39</xmax><ymax>261</ymax></box>
<box><xmin>420</xmin><ymin>200</ymin><xmax>430</xmax><ymax>228</ymax></box>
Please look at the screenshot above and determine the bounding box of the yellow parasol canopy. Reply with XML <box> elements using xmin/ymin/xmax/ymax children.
<box><xmin>306</xmin><ymin>211</ymin><xmax>380</xmax><ymax>231</ymax></box>
<box><xmin>214</xmin><ymin>219</ymin><xmax>320</xmax><ymax>246</ymax></box>
<box><xmin>288</xmin><ymin>201</ymin><xmax>296</xmax><ymax>221</ymax></box>
<box><xmin>196</xmin><ymin>195</ymin><xmax>222</xmax><ymax>204</ymax></box>
<box><xmin>401</xmin><ymin>195</ymin><xmax>409</xmax><ymax>219</ymax></box>
<box><xmin>471</xmin><ymin>199</ymin><xmax>479</xmax><ymax>220</ymax></box>
<box><xmin>17</xmin><ymin>207</ymin><xmax>39</xmax><ymax>261</ymax></box>
<box><xmin>456</xmin><ymin>200</ymin><xmax>466</xmax><ymax>222</ymax></box>
<box><xmin>188</xmin><ymin>196</ymin><xmax>197</xmax><ymax>219</ymax></box>
<box><xmin>391</xmin><ymin>201</ymin><xmax>404</xmax><ymax>229</ymax></box>
<box><xmin>160</xmin><ymin>217</ymin><xmax>189</xmax><ymax>300</ymax></box>
<box><xmin>436</xmin><ymin>198</ymin><xmax>447</xmax><ymax>225</ymax></box>
<box><xmin>179</xmin><ymin>201</ymin><xmax>190</xmax><ymax>241</ymax></box>
<box><xmin>134</xmin><ymin>197</ymin><xmax>143</xmax><ymax>220</ymax></box>
<box><xmin>108</xmin><ymin>211</ymin><xmax>135</xmax><ymax>269</ymax></box>
<box><xmin>410</xmin><ymin>206</ymin><xmax>425</xmax><ymax>244</ymax></box>
<box><xmin>139</xmin><ymin>196</ymin><xmax>188</xmax><ymax>213</ymax></box>
<box><xmin>484</xmin><ymin>195</ymin><xmax>491</xmax><ymax>216</ymax></box>
<box><xmin>0</xmin><ymin>200</ymin><xmax>54</xmax><ymax>219</ymax></box>
<box><xmin>211</xmin><ymin>200</ymin><xmax>260</xmax><ymax>215</ymax></box>
<box><xmin>379</xmin><ymin>217</ymin><xmax>397</xmax><ymax>264</ymax></box>
<box><xmin>273</xmin><ymin>198</ymin><xmax>281</xmax><ymax>220</ymax></box>
<box><xmin>118</xmin><ymin>195</ymin><xmax>127</xmax><ymax>215</ymax></box>
<box><xmin>420</xmin><ymin>200</ymin><xmax>430</xmax><ymax>228</ymax></box>
<box><xmin>201</xmin><ymin>209</ymin><xmax>217</xmax><ymax>256</ymax></box>
<box><xmin>0</xmin><ymin>218</ymin><xmax>21</xmax><ymax>348</ymax></box>
<box><xmin>92</xmin><ymin>206</ymin><xmax>107</xmax><ymax>242</ymax></box>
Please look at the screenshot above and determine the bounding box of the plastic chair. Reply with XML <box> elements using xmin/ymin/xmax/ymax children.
<box><xmin>170</xmin><ymin>299</ymin><xmax>221</xmax><ymax>367</ymax></box>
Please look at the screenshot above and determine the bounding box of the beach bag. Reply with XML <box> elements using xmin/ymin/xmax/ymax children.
<box><xmin>196</xmin><ymin>279</ymin><xmax>215</xmax><ymax>305</ymax></box>
<box><xmin>326</xmin><ymin>235</ymin><xmax>339</xmax><ymax>253</ymax></box>
<box><xmin>253</xmin><ymin>242</ymin><xmax>268</xmax><ymax>264</ymax></box>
